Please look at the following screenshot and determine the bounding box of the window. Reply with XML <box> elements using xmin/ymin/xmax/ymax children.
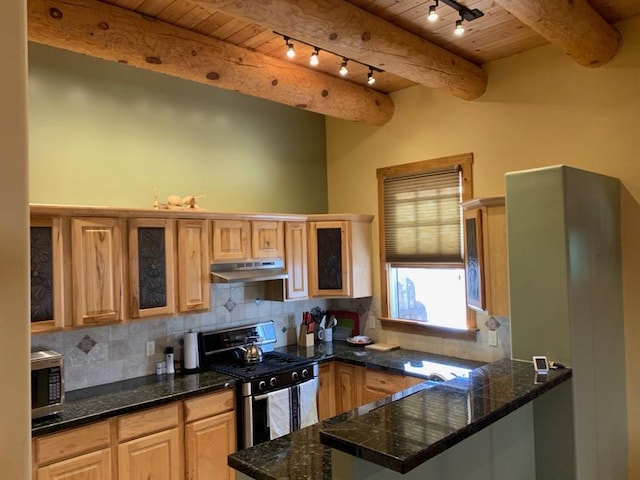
<box><xmin>377</xmin><ymin>153</ymin><xmax>475</xmax><ymax>338</ymax></box>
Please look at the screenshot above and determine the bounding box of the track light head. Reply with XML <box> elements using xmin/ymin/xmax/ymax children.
<box><xmin>309</xmin><ymin>47</ymin><xmax>320</xmax><ymax>66</ymax></box>
<box><xmin>284</xmin><ymin>37</ymin><xmax>295</xmax><ymax>59</ymax></box>
<box><xmin>339</xmin><ymin>58</ymin><xmax>349</xmax><ymax>76</ymax></box>
<box><xmin>454</xmin><ymin>18</ymin><xmax>465</xmax><ymax>36</ymax></box>
<box><xmin>427</xmin><ymin>2</ymin><xmax>438</xmax><ymax>22</ymax></box>
<box><xmin>367</xmin><ymin>68</ymin><xmax>376</xmax><ymax>85</ymax></box>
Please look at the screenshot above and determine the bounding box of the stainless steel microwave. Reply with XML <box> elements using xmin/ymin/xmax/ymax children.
<box><xmin>31</xmin><ymin>349</ymin><xmax>64</xmax><ymax>419</ymax></box>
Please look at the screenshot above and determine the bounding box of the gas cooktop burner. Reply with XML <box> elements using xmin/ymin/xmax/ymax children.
<box><xmin>210</xmin><ymin>351</ymin><xmax>314</xmax><ymax>380</ymax></box>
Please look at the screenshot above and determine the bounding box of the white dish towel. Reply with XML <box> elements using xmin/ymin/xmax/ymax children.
<box><xmin>298</xmin><ymin>378</ymin><xmax>319</xmax><ymax>429</ymax></box>
<box><xmin>268</xmin><ymin>386</ymin><xmax>292</xmax><ymax>440</ymax></box>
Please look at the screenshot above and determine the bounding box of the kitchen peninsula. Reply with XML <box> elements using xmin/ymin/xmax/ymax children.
<box><xmin>229</xmin><ymin>344</ymin><xmax>571</xmax><ymax>480</ymax></box>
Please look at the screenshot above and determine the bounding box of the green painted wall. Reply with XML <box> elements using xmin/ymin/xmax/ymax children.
<box><xmin>27</xmin><ymin>43</ymin><xmax>328</xmax><ymax>214</ymax></box>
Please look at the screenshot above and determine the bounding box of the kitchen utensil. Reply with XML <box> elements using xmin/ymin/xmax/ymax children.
<box><xmin>323</xmin><ymin>326</ymin><xmax>332</xmax><ymax>342</ymax></box>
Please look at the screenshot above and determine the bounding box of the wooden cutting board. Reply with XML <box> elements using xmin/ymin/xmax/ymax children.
<box><xmin>365</xmin><ymin>342</ymin><xmax>400</xmax><ymax>352</ymax></box>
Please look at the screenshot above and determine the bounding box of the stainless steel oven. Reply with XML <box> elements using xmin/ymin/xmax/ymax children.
<box><xmin>198</xmin><ymin>321</ymin><xmax>319</xmax><ymax>449</ymax></box>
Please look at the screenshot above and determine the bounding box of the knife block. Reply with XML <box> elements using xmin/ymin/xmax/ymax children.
<box><xmin>298</xmin><ymin>329</ymin><xmax>314</xmax><ymax>347</ymax></box>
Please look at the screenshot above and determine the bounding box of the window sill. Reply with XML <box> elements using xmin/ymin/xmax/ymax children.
<box><xmin>379</xmin><ymin>317</ymin><xmax>478</xmax><ymax>341</ymax></box>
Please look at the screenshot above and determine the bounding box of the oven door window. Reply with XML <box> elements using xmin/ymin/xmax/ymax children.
<box><xmin>251</xmin><ymin>395</ymin><xmax>270</xmax><ymax>447</ymax></box>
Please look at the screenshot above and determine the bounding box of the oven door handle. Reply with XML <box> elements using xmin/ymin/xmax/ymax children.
<box><xmin>254</xmin><ymin>393</ymin><xmax>269</xmax><ymax>401</ymax></box>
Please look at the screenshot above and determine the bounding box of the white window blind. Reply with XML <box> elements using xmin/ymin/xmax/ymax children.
<box><xmin>383</xmin><ymin>166</ymin><xmax>463</xmax><ymax>263</ymax></box>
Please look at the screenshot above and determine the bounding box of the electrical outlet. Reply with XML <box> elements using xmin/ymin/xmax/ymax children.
<box><xmin>488</xmin><ymin>330</ymin><xmax>498</xmax><ymax>347</ymax></box>
<box><xmin>146</xmin><ymin>340</ymin><xmax>155</xmax><ymax>356</ymax></box>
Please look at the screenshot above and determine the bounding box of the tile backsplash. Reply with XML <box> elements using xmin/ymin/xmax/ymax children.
<box><xmin>31</xmin><ymin>285</ymin><xmax>509</xmax><ymax>391</ymax></box>
<box><xmin>32</xmin><ymin>283</ymin><xmax>342</xmax><ymax>391</ymax></box>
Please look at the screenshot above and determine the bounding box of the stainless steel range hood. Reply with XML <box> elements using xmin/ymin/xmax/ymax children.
<box><xmin>210</xmin><ymin>260</ymin><xmax>288</xmax><ymax>283</ymax></box>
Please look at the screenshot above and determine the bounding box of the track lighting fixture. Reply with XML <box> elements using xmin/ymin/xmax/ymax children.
<box><xmin>427</xmin><ymin>1</ymin><xmax>439</xmax><ymax>22</ymax></box>
<box><xmin>367</xmin><ymin>68</ymin><xmax>376</xmax><ymax>86</ymax></box>
<box><xmin>339</xmin><ymin>58</ymin><xmax>349</xmax><ymax>76</ymax></box>
<box><xmin>426</xmin><ymin>0</ymin><xmax>483</xmax><ymax>36</ymax></box>
<box><xmin>276</xmin><ymin>32</ymin><xmax>382</xmax><ymax>86</ymax></box>
<box><xmin>284</xmin><ymin>37</ymin><xmax>295</xmax><ymax>59</ymax></box>
<box><xmin>309</xmin><ymin>47</ymin><xmax>320</xmax><ymax>66</ymax></box>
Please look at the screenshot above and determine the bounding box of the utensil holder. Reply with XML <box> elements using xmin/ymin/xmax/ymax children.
<box><xmin>298</xmin><ymin>329</ymin><xmax>314</xmax><ymax>347</ymax></box>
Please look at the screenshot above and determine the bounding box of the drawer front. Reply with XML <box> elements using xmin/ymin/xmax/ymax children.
<box><xmin>184</xmin><ymin>388</ymin><xmax>235</xmax><ymax>423</ymax></box>
<box><xmin>35</xmin><ymin>420</ymin><xmax>111</xmax><ymax>466</ymax></box>
<box><xmin>365</xmin><ymin>369</ymin><xmax>406</xmax><ymax>394</ymax></box>
<box><xmin>118</xmin><ymin>402</ymin><xmax>180</xmax><ymax>441</ymax></box>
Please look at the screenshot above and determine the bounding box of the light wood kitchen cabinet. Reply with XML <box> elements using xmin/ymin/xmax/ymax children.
<box><xmin>335</xmin><ymin>361</ymin><xmax>365</xmax><ymax>415</ymax></box>
<box><xmin>71</xmin><ymin>217</ymin><xmax>125</xmax><ymax>326</ymax></box>
<box><xmin>184</xmin><ymin>389</ymin><xmax>236</xmax><ymax>480</ymax></box>
<box><xmin>117</xmin><ymin>402</ymin><xmax>183</xmax><ymax>480</ymax></box>
<box><xmin>177</xmin><ymin>219</ymin><xmax>210</xmax><ymax>312</ymax></box>
<box><xmin>461</xmin><ymin>196</ymin><xmax>509</xmax><ymax>316</ymax></box>
<box><xmin>265</xmin><ymin>221</ymin><xmax>308</xmax><ymax>301</ymax></box>
<box><xmin>307</xmin><ymin>214</ymin><xmax>373</xmax><ymax>298</ymax></box>
<box><xmin>30</xmin><ymin>216</ymin><xmax>65</xmax><ymax>333</ymax></box>
<box><xmin>363</xmin><ymin>368</ymin><xmax>424</xmax><ymax>404</ymax></box>
<box><xmin>128</xmin><ymin>218</ymin><xmax>176</xmax><ymax>318</ymax></box>
<box><xmin>33</xmin><ymin>420</ymin><xmax>112</xmax><ymax>480</ymax></box>
<box><xmin>317</xmin><ymin>362</ymin><xmax>336</xmax><ymax>421</ymax></box>
<box><xmin>211</xmin><ymin>219</ymin><xmax>284</xmax><ymax>263</ymax></box>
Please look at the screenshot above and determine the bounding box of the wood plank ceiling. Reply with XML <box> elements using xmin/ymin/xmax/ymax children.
<box><xmin>27</xmin><ymin>0</ymin><xmax>640</xmax><ymax>125</ymax></box>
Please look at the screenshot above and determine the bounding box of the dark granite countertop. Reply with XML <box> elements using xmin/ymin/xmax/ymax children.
<box><xmin>228</xmin><ymin>356</ymin><xmax>572</xmax><ymax>480</ymax></box>
<box><xmin>31</xmin><ymin>370</ymin><xmax>235</xmax><ymax>437</ymax></box>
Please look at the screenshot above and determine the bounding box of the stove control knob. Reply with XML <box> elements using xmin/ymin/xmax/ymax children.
<box><xmin>269</xmin><ymin>377</ymin><xmax>277</xmax><ymax>387</ymax></box>
<box><xmin>291</xmin><ymin>371</ymin><xmax>299</xmax><ymax>381</ymax></box>
<box><xmin>301</xmin><ymin>369</ymin><xmax>309</xmax><ymax>379</ymax></box>
<box><xmin>258</xmin><ymin>380</ymin><xmax>267</xmax><ymax>391</ymax></box>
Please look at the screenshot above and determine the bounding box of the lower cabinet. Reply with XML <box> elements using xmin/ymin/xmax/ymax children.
<box><xmin>184</xmin><ymin>389</ymin><xmax>236</xmax><ymax>480</ymax></box>
<box><xmin>334</xmin><ymin>362</ymin><xmax>364</xmax><ymax>415</ymax></box>
<box><xmin>32</xmin><ymin>389</ymin><xmax>236</xmax><ymax>480</ymax></box>
<box><xmin>363</xmin><ymin>368</ymin><xmax>423</xmax><ymax>404</ymax></box>
<box><xmin>317</xmin><ymin>362</ymin><xmax>336</xmax><ymax>421</ymax></box>
<box><xmin>117</xmin><ymin>402</ymin><xmax>183</xmax><ymax>480</ymax></box>
<box><xmin>323</xmin><ymin>361</ymin><xmax>425</xmax><ymax>417</ymax></box>
<box><xmin>33</xmin><ymin>421</ymin><xmax>112</xmax><ymax>480</ymax></box>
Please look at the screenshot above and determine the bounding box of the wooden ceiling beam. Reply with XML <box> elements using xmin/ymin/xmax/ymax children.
<box><xmin>27</xmin><ymin>0</ymin><xmax>394</xmax><ymax>126</ymax></box>
<box><xmin>495</xmin><ymin>0</ymin><xmax>621</xmax><ymax>67</ymax></box>
<box><xmin>192</xmin><ymin>0</ymin><xmax>488</xmax><ymax>100</ymax></box>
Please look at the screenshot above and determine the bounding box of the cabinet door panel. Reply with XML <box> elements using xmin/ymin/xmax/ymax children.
<box><xmin>129</xmin><ymin>218</ymin><xmax>176</xmax><ymax>318</ymax></box>
<box><xmin>335</xmin><ymin>362</ymin><xmax>363</xmax><ymax>414</ymax></box>
<box><xmin>251</xmin><ymin>221</ymin><xmax>284</xmax><ymax>259</ymax></box>
<box><xmin>211</xmin><ymin>220</ymin><xmax>250</xmax><ymax>262</ymax></box>
<box><xmin>317</xmin><ymin>362</ymin><xmax>336</xmax><ymax>421</ymax></box>
<box><xmin>308</xmin><ymin>221</ymin><xmax>350</xmax><ymax>297</ymax></box>
<box><xmin>118</xmin><ymin>428</ymin><xmax>182</xmax><ymax>480</ymax></box>
<box><xmin>178</xmin><ymin>220</ymin><xmax>210</xmax><ymax>312</ymax></box>
<box><xmin>30</xmin><ymin>216</ymin><xmax>65</xmax><ymax>333</ymax></box>
<box><xmin>285</xmin><ymin>222</ymin><xmax>308</xmax><ymax>300</ymax></box>
<box><xmin>71</xmin><ymin>218</ymin><xmax>123</xmax><ymax>326</ymax></box>
<box><xmin>37</xmin><ymin>448</ymin><xmax>111</xmax><ymax>480</ymax></box>
<box><xmin>185</xmin><ymin>410</ymin><xmax>236</xmax><ymax>480</ymax></box>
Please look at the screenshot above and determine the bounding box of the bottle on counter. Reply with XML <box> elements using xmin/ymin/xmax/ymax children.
<box><xmin>165</xmin><ymin>346</ymin><xmax>175</xmax><ymax>375</ymax></box>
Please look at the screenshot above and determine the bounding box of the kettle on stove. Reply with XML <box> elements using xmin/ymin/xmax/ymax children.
<box><xmin>239</xmin><ymin>342</ymin><xmax>263</xmax><ymax>364</ymax></box>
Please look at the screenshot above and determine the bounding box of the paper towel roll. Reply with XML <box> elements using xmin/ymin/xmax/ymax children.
<box><xmin>183</xmin><ymin>331</ymin><xmax>199</xmax><ymax>373</ymax></box>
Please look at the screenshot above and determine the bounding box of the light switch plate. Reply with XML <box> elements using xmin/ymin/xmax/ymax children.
<box><xmin>146</xmin><ymin>341</ymin><xmax>155</xmax><ymax>356</ymax></box>
<box><xmin>488</xmin><ymin>330</ymin><xmax>498</xmax><ymax>347</ymax></box>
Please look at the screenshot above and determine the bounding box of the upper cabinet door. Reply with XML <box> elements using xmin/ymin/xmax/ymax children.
<box><xmin>308</xmin><ymin>221</ymin><xmax>351</xmax><ymax>297</ymax></box>
<box><xmin>71</xmin><ymin>217</ymin><xmax>124</xmax><ymax>326</ymax></box>
<box><xmin>129</xmin><ymin>218</ymin><xmax>176</xmax><ymax>319</ymax></box>
<box><xmin>284</xmin><ymin>221</ymin><xmax>308</xmax><ymax>300</ymax></box>
<box><xmin>178</xmin><ymin>219</ymin><xmax>210</xmax><ymax>312</ymax></box>
<box><xmin>211</xmin><ymin>220</ymin><xmax>250</xmax><ymax>262</ymax></box>
<box><xmin>251</xmin><ymin>220</ymin><xmax>284</xmax><ymax>260</ymax></box>
<box><xmin>30</xmin><ymin>216</ymin><xmax>65</xmax><ymax>333</ymax></box>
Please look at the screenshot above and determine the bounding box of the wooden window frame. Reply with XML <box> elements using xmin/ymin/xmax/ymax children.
<box><xmin>377</xmin><ymin>153</ymin><xmax>477</xmax><ymax>340</ymax></box>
